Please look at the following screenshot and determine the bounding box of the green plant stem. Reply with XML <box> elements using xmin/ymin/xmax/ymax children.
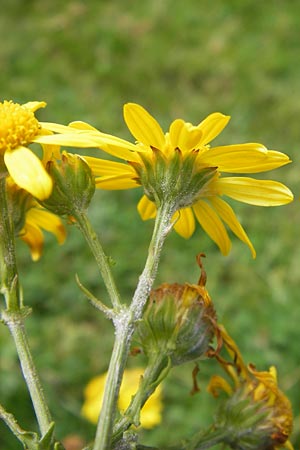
<box><xmin>92</xmin><ymin>202</ymin><xmax>174</xmax><ymax>450</ymax></box>
<box><xmin>1</xmin><ymin>310</ymin><xmax>53</xmax><ymax>436</ymax></box>
<box><xmin>74</xmin><ymin>210</ymin><xmax>122</xmax><ymax>310</ymax></box>
<box><xmin>112</xmin><ymin>353</ymin><xmax>170</xmax><ymax>444</ymax></box>
<box><xmin>130</xmin><ymin>202</ymin><xmax>174</xmax><ymax>320</ymax></box>
<box><xmin>0</xmin><ymin>176</ymin><xmax>52</xmax><ymax>437</ymax></box>
<box><xmin>0</xmin><ymin>176</ymin><xmax>19</xmax><ymax>310</ymax></box>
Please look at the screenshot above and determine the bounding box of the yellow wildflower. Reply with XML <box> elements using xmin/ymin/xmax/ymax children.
<box><xmin>82</xmin><ymin>367</ymin><xmax>162</xmax><ymax>429</ymax></box>
<box><xmin>0</xmin><ymin>100</ymin><xmax>96</xmax><ymax>200</ymax></box>
<box><xmin>79</xmin><ymin>103</ymin><xmax>293</xmax><ymax>258</ymax></box>
<box><xmin>208</xmin><ymin>325</ymin><xmax>294</xmax><ymax>450</ymax></box>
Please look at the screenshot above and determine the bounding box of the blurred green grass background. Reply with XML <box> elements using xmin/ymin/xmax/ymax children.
<box><xmin>0</xmin><ymin>0</ymin><xmax>300</xmax><ymax>448</ymax></box>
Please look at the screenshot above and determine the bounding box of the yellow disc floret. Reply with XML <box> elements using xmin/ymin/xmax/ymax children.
<box><xmin>0</xmin><ymin>101</ymin><xmax>39</xmax><ymax>154</ymax></box>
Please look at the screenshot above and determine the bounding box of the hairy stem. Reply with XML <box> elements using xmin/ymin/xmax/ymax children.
<box><xmin>0</xmin><ymin>177</ymin><xmax>52</xmax><ymax>437</ymax></box>
<box><xmin>112</xmin><ymin>353</ymin><xmax>169</xmax><ymax>443</ymax></box>
<box><xmin>92</xmin><ymin>202</ymin><xmax>174</xmax><ymax>450</ymax></box>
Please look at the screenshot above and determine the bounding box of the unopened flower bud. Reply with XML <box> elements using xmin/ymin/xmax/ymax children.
<box><xmin>43</xmin><ymin>151</ymin><xmax>95</xmax><ymax>215</ymax></box>
<box><xmin>137</xmin><ymin>256</ymin><xmax>217</xmax><ymax>366</ymax></box>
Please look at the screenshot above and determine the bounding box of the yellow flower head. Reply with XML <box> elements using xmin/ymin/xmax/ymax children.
<box><xmin>82</xmin><ymin>103</ymin><xmax>293</xmax><ymax>258</ymax></box>
<box><xmin>208</xmin><ymin>325</ymin><xmax>294</xmax><ymax>450</ymax></box>
<box><xmin>0</xmin><ymin>100</ymin><xmax>97</xmax><ymax>200</ymax></box>
<box><xmin>81</xmin><ymin>367</ymin><xmax>162</xmax><ymax>429</ymax></box>
<box><xmin>6</xmin><ymin>177</ymin><xmax>66</xmax><ymax>261</ymax></box>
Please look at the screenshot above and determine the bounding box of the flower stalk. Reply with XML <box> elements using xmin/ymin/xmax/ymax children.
<box><xmin>92</xmin><ymin>201</ymin><xmax>174</xmax><ymax>450</ymax></box>
<box><xmin>0</xmin><ymin>176</ymin><xmax>19</xmax><ymax>311</ymax></box>
<box><xmin>112</xmin><ymin>353</ymin><xmax>170</xmax><ymax>444</ymax></box>
<box><xmin>0</xmin><ymin>176</ymin><xmax>52</xmax><ymax>438</ymax></box>
<box><xmin>130</xmin><ymin>201</ymin><xmax>175</xmax><ymax>320</ymax></box>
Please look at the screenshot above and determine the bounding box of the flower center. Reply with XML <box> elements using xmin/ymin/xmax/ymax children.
<box><xmin>0</xmin><ymin>101</ymin><xmax>39</xmax><ymax>154</ymax></box>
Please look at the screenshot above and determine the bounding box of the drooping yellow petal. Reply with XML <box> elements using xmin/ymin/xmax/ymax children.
<box><xmin>4</xmin><ymin>146</ymin><xmax>53</xmax><ymax>200</ymax></box>
<box><xmin>193</xmin><ymin>200</ymin><xmax>231</xmax><ymax>255</ymax></box>
<box><xmin>137</xmin><ymin>195</ymin><xmax>157</xmax><ymax>220</ymax></box>
<box><xmin>173</xmin><ymin>207</ymin><xmax>196</xmax><ymax>238</ymax></box>
<box><xmin>169</xmin><ymin>119</ymin><xmax>203</xmax><ymax>152</ymax></box>
<box><xmin>123</xmin><ymin>103</ymin><xmax>165</xmax><ymax>149</ymax></box>
<box><xmin>215</xmin><ymin>177</ymin><xmax>294</xmax><ymax>206</ymax></box>
<box><xmin>26</xmin><ymin>208</ymin><xmax>66</xmax><ymax>244</ymax></box>
<box><xmin>209</xmin><ymin>197</ymin><xmax>256</xmax><ymax>258</ymax></box>
<box><xmin>218</xmin><ymin>325</ymin><xmax>249</xmax><ymax>381</ymax></box>
<box><xmin>95</xmin><ymin>175</ymin><xmax>139</xmax><ymax>190</ymax></box>
<box><xmin>20</xmin><ymin>222</ymin><xmax>44</xmax><ymax>261</ymax></box>
<box><xmin>207</xmin><ymin>375</ymin><xmax>233</xmax><ymax>397</ymax></box>
<box><xmin>198</xmin><ymin>112</ymin><xmax>230</xmax><ymax>145</ymax></box>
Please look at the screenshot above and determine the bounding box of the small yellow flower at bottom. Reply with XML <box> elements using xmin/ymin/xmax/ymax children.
<box><xmin>81</xmin><ymin>367</ymin><xmax>162</xmax><ymax>429</ymax></box>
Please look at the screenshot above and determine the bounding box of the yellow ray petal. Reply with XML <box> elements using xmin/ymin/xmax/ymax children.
<box><xmin>173</xmin><ymin>207</ymin><xmax>196</xmax><ymax>238</ymax></box>
<box><xmin>20</xmin><ymin>222</ymin><xmax>44</xmax><ymax>261</ymax></box>
<box><xmin>33</xmin><ymin>133</ymin><xmax>97</xmax><ymax>147</ymax></box>
<box><xmin>26</xmin><ymin>208</ymin><xmax>66</xmax><ymax>244</ymax></box>
<box><xmin>4</xmin><ymin>146</ymin><xmax>53</xmax><ymax>200</ymax></box>
<box><xmin>169</xmin><ymin>119</ymin><xmax>203</xmax><ymax>152</ymax></box>
<box><xmin>215</xmin><ymin>177</ymin><xmax>294</xmax><ymax>206</ymax></box>
<box><xmin>88</xmin><ymin>133</ymin><xmax>142</xmax><ymax>162</ymax></box>
<box><xmin>95</xmin><ymin>175</ymin><xmax>139</xmax><ymax>190</ymax></box>
<box><xmin>83</xmin><ymin>156</ymin><xmax>136</xmax><ymax>177</ymax></box>
<box><xmin>209</xmin><ymin>197</ymin><xmax>256</xmax><ymax>258</ymax></box>
<box><xmin>200</xmin><ymin>145</ymin><xmax>290</xmax><ymax>173</ymax></box>
<box><xmin>198</xmin><ymin>112</ymin><xmax>230</xmax><ymax>145</ymax></box>
<box><xmin>69</xmin><ymin>121</ymin><xmax>99</xmax><ymax>131</ymax></box>
<box><xmin>193</xmin><ymin>200</ymin><xmax>231</xmax><ymax>255</ymax></box>
<box><xmin>137</xmin><ymin>195</ymin><xmax>157</xmax><ymax>220</ymax></box>
<box><xmin>124</xmin><ymin>103</ymin><xmax>165</xmax><ymax>149</ymax></box>
<box><xmin>68</xmin><ymin>121</ymin><xmax>142</xmax><ymax>160</ymax></box>
<box><xmin>40</xmin><ymin>122</ymin><xmax>76</xmax><ymax>133</ymax></box>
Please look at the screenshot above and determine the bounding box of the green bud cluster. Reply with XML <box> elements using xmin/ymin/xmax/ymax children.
<box><xmin>130</xmin><ymin>148</ymin><xmax>217</xmax><ymax>209</ymax></box>
<box><xmin>43</xmin><ymin>152</ymin><xmax>95</xmax><ymax>216</ymax></box>
<box><xmin>213</xmin><ymin>387</ymin><xmax>287</xmax><ymax>450</ymax></box>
